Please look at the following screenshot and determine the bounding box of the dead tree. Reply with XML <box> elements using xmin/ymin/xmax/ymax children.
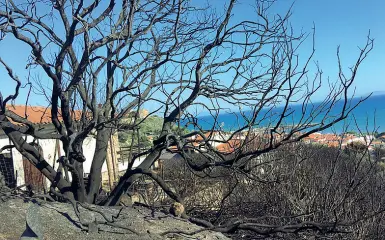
<box><xmin>0</xmin><ymin>0</ymin><xmax>374</xmax><ymax>236</ymax></box>
<box><xmin>104</xmin><ymin>0</ymin><xmax>373</xmax><ymax>206</ymax></box>
<box><xmin>0</xmin><ymin>0</ymin><xmax>209</xmax><ymax>203</ymax></box>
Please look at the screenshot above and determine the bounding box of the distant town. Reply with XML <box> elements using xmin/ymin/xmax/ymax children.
<box><xmin>165</xmin><ymin>129</ymin><xmax>385</xmax><ymax>155</ymax></box>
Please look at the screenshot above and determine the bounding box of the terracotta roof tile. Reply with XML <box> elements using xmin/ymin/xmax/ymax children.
<box><xmin>216</xmin><ymin>139</ymin><xmax>242</xmax><ymax>153</ymax></box>
<box><xmin>6</xmin><ymin>105</ymin><xmax>85</xmax><ymax>125</ymax></box>
<box><xmin>194</xmin><ymin>132</ymin><xmax>218</xmax><ymax>141</ymax></box>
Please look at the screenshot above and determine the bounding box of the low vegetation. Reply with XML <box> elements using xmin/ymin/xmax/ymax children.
<box><xmin>119</xmin><ymin>115</ymin><xmax>189</xmax><ymax>148</ymax></box>
<box><xmin>137</xmin><ymin>143</ymin><xmax>385</xmax><ymax>239</ymax></box>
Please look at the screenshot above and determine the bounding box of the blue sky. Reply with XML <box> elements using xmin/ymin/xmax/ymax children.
<box><xmin>0</xmin><ymin>0</ymin><xmax>384</xmax><ymax>106</ymax></box>
<box><xmin>293</xmin><ymin>0</ymin><xmax>384</xmax><ymax>97</ymax></box>
<box><xmin>230</xmin><ymin>0</ymin><xmax>385</xmax><ymax>98</ymax></box>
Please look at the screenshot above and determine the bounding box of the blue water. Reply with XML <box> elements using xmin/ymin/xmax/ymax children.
<box><xmin>189</xmin><ymin>94</ymin><xmax>385</xmax><ymax>134</ymax></box>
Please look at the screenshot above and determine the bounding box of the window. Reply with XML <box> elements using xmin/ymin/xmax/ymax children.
<box><xmin>0</xmin><ymin>153</ymin><xmax>16</xmax><ymax>188</ymax></box>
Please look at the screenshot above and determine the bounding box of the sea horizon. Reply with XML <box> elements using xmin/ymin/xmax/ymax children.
<box><xmin>189</xmin><ymin>94</ymin><xmax>385</xmax><ymax>135</ymax></box>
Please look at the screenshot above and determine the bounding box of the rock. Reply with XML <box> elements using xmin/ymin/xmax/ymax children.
<box><xmin>0</xmin><ymin>198</ymin><xmax>230</xmax><ymax>240</ymax></box>
<box><xmin>87</xmin><ymin>221</ymin><xmax>98</xmax><ymax>234</ymax></box>
<box><xmin>20</xmin><ymin>203</ymin><xmax>43</xmax><ymax>240</ymax></box>
<box><xmin>120</xmin><ymin>192</ymin><xmax>142</xmax><ymax>206</ymax></box>
<box><xmin>169</xmin><ymin>202</ymin><xmax>184</xmax><ymax>217</ymax></box>
<box><xmin>120</xmin><ymin>194</ymin><xmax>132</xmax><ymax>207</ymax></box>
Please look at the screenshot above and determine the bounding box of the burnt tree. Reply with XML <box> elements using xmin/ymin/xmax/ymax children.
<box><xmin>0</xmin><ymin>0</ymin><xmax>375</xmax><ymax>236</ymax></box>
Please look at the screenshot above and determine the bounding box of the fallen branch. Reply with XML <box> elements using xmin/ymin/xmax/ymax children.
<box><xmin>161</xmin><ymin>218</ymin><xmax>351</xmax><ymax>237</ymax></box>
<box><xmin>49</xmin><ymin>188</ymin><xmax>140</xmax><ymax>235</ymax></box>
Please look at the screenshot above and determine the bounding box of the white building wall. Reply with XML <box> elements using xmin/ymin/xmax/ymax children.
<box><xmin>117</xmin><ymin>155</ymin><xmax>147</xmax><ymax>172</ymax></box>
<box><xmin>11</xmin><ymin>149</ymin><xmax>25</xmax><ymax>187</ymax></box>
<box><xmin>0</xmin><ymin>135</ymin><xmax>103</xmax><ymax>188</ymax></box>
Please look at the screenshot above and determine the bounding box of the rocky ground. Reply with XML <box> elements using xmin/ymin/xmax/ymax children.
<box><xmin>0</xmin><ymin>197</ymin><xmax>229</xmax><ymax>240</ymax></box>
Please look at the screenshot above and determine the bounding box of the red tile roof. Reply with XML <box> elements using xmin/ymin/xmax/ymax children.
<box><xmin>6</xmin><ymin>105</ymin><xmax>84</xmax><ymax>125</ymax></box>
<box><xmin>216</xmin><ymin>139</ymin><xmax>242</xmax><ymax>153</ymax></box>
<box><xmin>195</xmin><ymin>132</ymin><xmax>212</xmax><ymax>141</ymax></box>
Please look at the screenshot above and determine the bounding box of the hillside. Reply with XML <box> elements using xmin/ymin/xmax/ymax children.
<box><xmin>119</xmin><ymin>115</ymin><xmax>189</xmax><ymax>148</ymax></box>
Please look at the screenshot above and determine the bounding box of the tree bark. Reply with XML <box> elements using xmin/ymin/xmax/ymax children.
<box><xmin>72</xmin><ymin>161</ymin><xmax>86</xmax><ymax>202</ymax></box>
<box><xmin>104</xmin><ymin>148</ymin><xmax>162</xmax><ymax>206</ymax></box>
<box><xmin>86</xmin><ymin>128</ymin><xmax>111</xmax><ymax>203</ymax></box>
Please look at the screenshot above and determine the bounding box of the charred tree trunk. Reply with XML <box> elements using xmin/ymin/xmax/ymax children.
<box><xmin>71</xmin><ymin>161</ymin><xmax>86</xmax><ymax>202</ymax></box>
<box><xmin>86</xmin><ymin>128</ymin><xmax>111</xmax><ymax>203</ymax></box>
<box><xmin>104</xmin><ymin>149</ymin><xmax>162</xmax><ymax>206</ymax></box>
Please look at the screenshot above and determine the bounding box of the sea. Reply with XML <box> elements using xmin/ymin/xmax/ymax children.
<box><xmin>191</xmin><ymin>94</ymin><xmax>385</xmax><ymax>134</ymax></box>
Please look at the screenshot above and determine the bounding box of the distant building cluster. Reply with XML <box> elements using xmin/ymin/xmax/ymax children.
<box><xmin>166</xmin><ymin>130</ymin><xmax>385</xmax><ymax>155</ymax></box>
<box><xmin>303</xmin><ymin>132</ymin><xmax>384</xmax><ymax>151</ymax></box>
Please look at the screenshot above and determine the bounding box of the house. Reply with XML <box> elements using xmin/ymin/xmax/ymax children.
<box><xmin>164</xmin><ymin>131</ymin><xmax>236</xmax><ymax>153</ymax></box>
<box><xmin>0</xmin><ymin>105</ymin><xmax>120</xmax><ymax>191</ymax></box>
<box><xmin>303</xmin><ymin>132</ymin><xmax>377</xmax><ymax>149</ymax></box>
<box><xmin>190</xmin><ymin>131</ymin><xmax>233</xmax><ymax>148</ymax></box>
<box><xmin>216</xmin><ymin>139</ymin><xmax>243</xmax><ymax>154</ymax></box>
